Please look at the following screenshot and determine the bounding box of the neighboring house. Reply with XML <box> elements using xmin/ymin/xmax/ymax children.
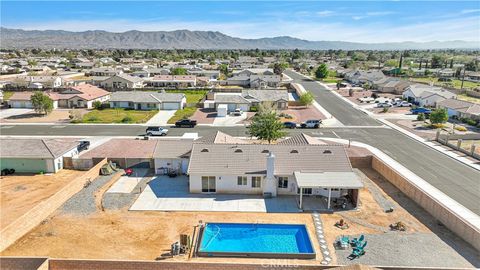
<box><xmin>226</xmin><ymin>74</ymin><xmax>281</xmax><ymax>89</ymax></box>
<box><xmin>10</xmin><ymin>76</ymin><xmax>63</xmax><ymax>89</ymax></box>
<box><xmin>153</xmin><ymin>140</ymin><xmax>193</xmax><ymax>175</ymax></box>
<box><xmin>146</xmin><ymin>75</ymin><xmax>197</xmax><ymax>88</ymax></box>
<box><xmin>437</xmin><ymin>69</ymin><xmax>455</xmax><ymax>77</ymax></box>
<box><xmin>8</xmin><ymin>84</ymin><xmax>110</xmax><ymax>109</ymax></box>
<box><xmin>101</xmin><ymin>74</ymin><xmax>145</xmax><ymax>89</ymax></box>
<box><xmin>465</xmin><ymin>72</ymin><xmax>480</xmax><ymax>83</ymax></box>
<box><xmin>210</xmin><ymin>90</ymin><xmax>289</xmax><ymax>112</ymax></box>
<box><xmin>109</xmin><ymin>91</ymin><xmax>186</xmax><ymax>110</ymax></box>
<box><xmin>344</xmin><ymin>70</ymin><xmax>385</xmax><ymax>85</ymax></box>
<box><xmin>187</xmin><ymin>69</ymin><xmax>220</xmax><ymax>79</ymax></box>
<box><xmin>55</xmin><ymin>84</ymin><xmax>110</xmax><ymax>109</ymax></box>
<box><xmin>0</xmin><ymin>138</ymin><xmax>80</xmax><ymax>173</ymax></box>
<box><xmin>436</xmin><ymin>99</ymin><xmax>480</xmax><ymax>121</ymax></box>
<box><xmin>402</xmin><ymin>84</ymin><xmax>457</xmax><ymax>107</ymax></box>
<box><xmin>187</xmin><ymin>134</ymin><xmax>362</xmax><ymax>210</ymax></box>
<box><xmin>8</xmin><ymin>91</ymin><xmax>59</xmax><ymax>109</ymax></box>
<box><xmin>89</xmin><ymin>67</ymin><xmax>123</xmax><ymax>77</ymax></box>
<box><xmin>376</xmin><ymin>80</ymin><xmax>411</xmax><ymax>94</ymax></box>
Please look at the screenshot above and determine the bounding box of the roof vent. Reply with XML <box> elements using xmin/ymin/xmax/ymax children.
<box><xmin>290</xmin><ymin>149</ymin><xmax>299</xmax><ymax>154</ymax></box>
<box><xmin>323</xmin><ymin>150</ymin><xmax>332</xmax><ymax>154</ymax></box>
<box><xmin>201</xmin><ymin>148</ymin><xmax>209</xmax><ymax>152</ymax></box>
<box><xmin>261</xmin><ymin>149</ymin><xmax>269</xmax><ymax>153</ymax></box>
<box><xmin>234</xmin><ymin>149</ymin><xmax>243</xmax><ymax>153</ymax></box>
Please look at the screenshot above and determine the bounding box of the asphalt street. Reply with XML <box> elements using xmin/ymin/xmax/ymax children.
<box><xmin>1</xmin><ymin>71</ymin><xmax>479</xmax><ymax>215</ymax></box>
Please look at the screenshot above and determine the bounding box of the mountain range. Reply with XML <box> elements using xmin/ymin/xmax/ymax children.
<box><xmin>1</xmin><ymin>27</ymin><xmax>478</xmax><ymax>50</ymax></box>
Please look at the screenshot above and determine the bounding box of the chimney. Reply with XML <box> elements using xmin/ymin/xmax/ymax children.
<box><xmin>266</xmin><ymin>152</ymin><xmax>275</xmax><ymax>179</ymax></box>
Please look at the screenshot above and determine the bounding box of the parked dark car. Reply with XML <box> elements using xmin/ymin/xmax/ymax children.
<box><xmin>410</xmin><ymin>107</ymin><xmax>432</xmax><ymax>115</ymax></box>
<box><xmin>1</xmin><ymin>168</ymin><xmax>15</xmax><ymax>176</ymax></box>
<box><xmin>175</xmin><ymin>119</ymin><xmax>197</xmax><ymax>128</ymax></box>
<box><xmin>283</xmin><ymin>122</ymin><xmax>297</xmax><ymax>129</ymax></box>
<box><xmin>77</xmin><ymin>141</ymin><xmax>90</xmax><ymax>152</ymax></box>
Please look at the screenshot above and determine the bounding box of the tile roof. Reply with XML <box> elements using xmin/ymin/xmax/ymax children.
<box><xmin>188</xmin><ymin>143</ymin><xmax>352</xmax><ymax>175</ymax></box>
<box><xmin>79</xmin><ymin>139</ymin><xmax>157</xmax><ymax>159</ymax></box>
<box><xmin>195</xmin><ymin>131</ymin><xmax>250</xmax><ymax>144</ymax></box>
<box><xmin>0</xmin><ymin>138</ymin><xmax>79</xmax><ymax>159</ymax></box>
<box><xmin>153</xmin><ymin>140</ymin><xmax>193</xmax><ymax>159</ymax></box>
<box><xmin>64</xmin><ymin>84</ymin><xmax>110</xmax><ymax>101</ymax></box>
<box><xmin>242</xmin><ymin>89</ymin><xmax>288</xmax><ymax>102</ymax></box>
<box><xmin>278</xmin><ymin>133</ymin><xmax>328</xmax><ymax>145</ymax></box>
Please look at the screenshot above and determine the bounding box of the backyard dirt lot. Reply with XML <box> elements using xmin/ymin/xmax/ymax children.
<box><xmin>1</xmin><ymin>167</ymin><xmax>477</xmax><ymax>267</ymax></box>
<box><xmin>0</xmin><ymin>170</ymin><xmax>85</xmax><ymax>228</ymax></box>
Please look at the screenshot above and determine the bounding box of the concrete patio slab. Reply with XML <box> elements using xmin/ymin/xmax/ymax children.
<box><xmin>129</xmin><ymin>175</ymin><xmax>300</xmax><ymax>213</ymax></box>
<box><xmin>106</xmin><ymin>169</ymin><xmax>150</xmax><ymax>193</ymax></box>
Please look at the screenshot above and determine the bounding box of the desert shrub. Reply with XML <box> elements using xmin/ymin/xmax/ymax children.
<box><xmin>417</xmin><ymin>113</ymin><xmax>426</xmax><ymax>121</ymax></box>
<box><xmin>122</xmin><ymin>116</ymin><xmax>133</xmax><ymax>123</ymax></box>
<box><xmin>454</xmin><ymin>126</ymin><xmax>467</xmax><ymax>132</ymax></box>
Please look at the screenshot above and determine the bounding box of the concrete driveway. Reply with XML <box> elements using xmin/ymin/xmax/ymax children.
<box><xmin>0</xmin><ymin>108</ymin><xmax>33</xmax><ymax>119</ymax></box>
<box><xmin>146</xmin><ymin>110</ymin><xmax>176</xmax><ymax>126</ymax></box>
<box><xmin>129</xmin><ymin>175</ymin><xmax>300</xmax><ymax>213</ymax></box>
<box><xmin>213</xmin><ymin>114</ymin><xmax>247</xmax><ymax>126</ymax></box>
<box><xmin>106</xmin><ymin>168</ymin><xmax>150</xmax><ymax>193</ymax></box>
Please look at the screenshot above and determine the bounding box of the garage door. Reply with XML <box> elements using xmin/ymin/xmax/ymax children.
<box><xmin>1</xmin><ymin>158</ymin><xmax>48</xmax><ymax>173</ymax></box>
<box><xmin>227</xmin><ymin>104</ymin><xmax>237</xmax><ymax>112</ymax></box>
<box><xmin>163</xmin><ymin>102</ymin><xmax>180</xmax><ymax>110</ymax></box>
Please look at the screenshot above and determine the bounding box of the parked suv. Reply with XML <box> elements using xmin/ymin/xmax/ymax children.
<box><xmin>300</xmin><ymin>119</ymin><xmax>321</xmax><ymax>128</ymax></box>
<box><xmin>77</xmin><ymin>141</ymin><xmax>90</xmax><ymax>152</ymax></box>
<box><xmin>175</xmin><ymin>119</ymin><xmax>197</xmax><ymax>128</ymax></box>
<box><xmin>146</xmin><ymin>126</ymin><xmax>168</xmax><ymax>136</ymax></box>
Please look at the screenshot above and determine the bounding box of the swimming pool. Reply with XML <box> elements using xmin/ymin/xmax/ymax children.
<box><xmin>197</xmin><ymin>223</ymin><xmax>315</xmax><ymax>259</ymax></box>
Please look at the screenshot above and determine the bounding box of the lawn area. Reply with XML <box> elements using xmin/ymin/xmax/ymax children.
<box><xmin>411</xmin><ymin>77</ymin><xmax>480</xmax><ymax>90</ymax></box>
<box><xmin>79</xmin><ymin>108</ymin><xmax>157</xmax><ymax>124</ymax></box>
<box><xmin>2</xmin><ymin>91</ymin><xmax>14</xmax><ymax>101</ymax></box>
<box><xmin>458</xmin><ymin>94</ymin><xmax>480</xmax><ymax>104</ymax></box>
<box><xmin>167</xmin><ymin>107</ymin><xmax>197</xmax><ymax>124</ymax></box>
<box><xmin>165</xmin><ymin>90</ymin><xmax>207</xmax><ymax>103</ymax></box>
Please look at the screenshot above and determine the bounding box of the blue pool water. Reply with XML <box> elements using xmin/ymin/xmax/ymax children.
<box><xmin>199</xmin><ymin>223</ymin><xmax>314</xmax><ymax>254</ymax></box>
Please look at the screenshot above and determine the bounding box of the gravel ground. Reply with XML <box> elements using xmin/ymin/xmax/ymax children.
<box><xmin>355</xmin><ymin>169</ymin><xmax>395</xmax><ymax>212</ymax></box>
<box><xmin>102</xmin><ymin>172</ymin><xmax>153</xmax><ymax>210</ymax></box>
<box><xmin>335</xmin><ymin>233</ymin><xmax>477</xmax><ymax>268</ymax></box>
<box><xmin>60</xmin><ymin>174</ymin><xmax>114</xmax><ymax>215</ymax></box>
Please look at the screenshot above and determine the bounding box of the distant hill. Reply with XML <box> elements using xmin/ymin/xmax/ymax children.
<box><xmin>1</xmin><ymin>27</ymin><xmax>478</xmax><ymax>50</ymax></box>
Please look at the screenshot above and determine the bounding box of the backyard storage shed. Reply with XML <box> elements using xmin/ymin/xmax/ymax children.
<box><xmin>0</xmin><ymin>138</ymin><xmax>80</xmax><ymax>173</ymax></box>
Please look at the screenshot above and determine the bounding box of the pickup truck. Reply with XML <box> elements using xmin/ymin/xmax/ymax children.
<box><xmin>300</xmin><ymin>119</ymin><xmax>321</xmax><ymax>128</ymax></box>
<box><xmin>146</xmin><ymin>126</ymin><xmax>168</xmax><ymax>136</ymax></box>
<box><xmin>175</xmin><ymin>119</ymin><xmax>197</xmax><ymax>128</ymax></box>
<box><xmin>410</xmin><ymin>107</ymin><xmax>432</xmax><ymax>115</ymax></box>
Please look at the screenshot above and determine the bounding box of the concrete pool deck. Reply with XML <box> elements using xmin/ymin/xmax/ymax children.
<box><xmin>129</xmin><ymin>175</ymin><xmax>301</xmax><ymax>213</ymax></box>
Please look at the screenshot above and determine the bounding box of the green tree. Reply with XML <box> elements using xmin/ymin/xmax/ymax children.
<box><xmin>315</xmin><ymin>64</ymin><xmax>329</xmax><ymax>79</ymax></box>
<box><xmin>248</xmin><ymin>111</ymin><xmax>286</xmax><ymax>144</ymax></box>
<box><xmin>92</xmin><ymin>100</ymin><xmax>103</xmax><ymax>110</ymax></box>
<box><xmin>429</xmin><ymin>108</ymin><xmax>448</xmax><ymax>125</ymax></box>
<box><xmin>299</xmin><ymin>92</ymin><xmax>314</xmax><ymax>107</ymax></box>
<box><xmin>30</xmin><ymin>91</ymin><xmax>53</xmax><ymax>115</ymax></box>
<box><xmin>171</xmin><ymin>67</ymin><xmax>187</xmax><ymax>75</ymax></box>
<box><xmin>219</xmin><ymin>64</ymin><xmax>229</xmax><ymax>76</ymax></box>
<box><xmin>273</xmin><ymin>62</ymin><xmax>288</xmax><ymax>75</ymax></box>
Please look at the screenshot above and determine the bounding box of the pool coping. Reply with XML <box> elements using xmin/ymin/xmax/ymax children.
<box><xmin>196</xmin><ymin>222</ymin><xmax>316</xmax><ymax>259</ymax></box>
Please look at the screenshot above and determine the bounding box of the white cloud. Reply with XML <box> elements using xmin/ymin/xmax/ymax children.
<box><xmin>3</xmin><ymin>15</ymin><xmax>479</xmax><ymax>43</ymax></box>
<box><xmin>316</xmin><ymin>10</ymin><xmax>335</xmax><ymax>17</ymax></box>
<box><xmin>461</xmin><ymin>9</ymin><xmax>480</xmax><ymax>14</ymax></box>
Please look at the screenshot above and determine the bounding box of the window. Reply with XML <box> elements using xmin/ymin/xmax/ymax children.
<box><xmin>278</xmin><ymin>177</ymin><xmax>288</xmax><ymax>188</ymax></box>
<box><xmin>297</xmin><ymin>188</ymin><xmax>313</xmax><ymax>195</ymax></box>
<box><xmin>237</xmin><ymin>176</ymin><xmax>247</xmax><ymax>186</ymax></box>
<box><xmin>251</xmin><ymin>176</ymin><xmax>262</xmax><ymax>188</ymax></box>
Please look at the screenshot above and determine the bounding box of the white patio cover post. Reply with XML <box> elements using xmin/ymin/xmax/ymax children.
<box><xmin>327</xmin><ymin>188</ymin><xmax>332</xmax><ymax>209</ymax></box>
<box><xmin>299</xmin><ymin>188</ymin><xmax>303</xmax><ymax>209</ymax></box>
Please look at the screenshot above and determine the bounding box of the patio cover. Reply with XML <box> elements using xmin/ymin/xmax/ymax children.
<box><xmin>294</xmin><ymin>171</ymin><xmax>364</xmax><ymax>189</ymax></box>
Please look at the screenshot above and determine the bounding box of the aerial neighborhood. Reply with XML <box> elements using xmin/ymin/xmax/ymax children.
<box><xmin>0</xmin><ymin>1</ymin><xmax>480</xmax><ymax>270</ymax></box>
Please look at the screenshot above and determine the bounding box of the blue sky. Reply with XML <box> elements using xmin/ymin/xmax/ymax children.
<box><xmin>1</xmin><ymin>1</ymin><xmax>480</xmax><ymax>42</ymax></box>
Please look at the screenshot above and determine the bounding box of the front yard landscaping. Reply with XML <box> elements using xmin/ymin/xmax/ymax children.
<box><xmin>165</xmin><ymin>89</ymin><xmax>207</xmax><ymax>103</ymax></box>
<box><xmin>167</xmin><ymin>106</ymin><xmax>197</xmax><ymax>124</ymax></box>
<box><xmin>2</xmin><ymin>90</ymin><xmax>14</xmax><ymax>101</ymax></box>
<box><xmin>78</xmin><ymin>108</ymin><xmax>158</xmax><ymax>124</ymax></box>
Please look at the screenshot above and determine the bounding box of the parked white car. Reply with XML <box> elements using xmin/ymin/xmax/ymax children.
<box><xmin>395</xmin><ymin>101</ymin><xmax>412</xmax><ymax>107</ymax></box>
<box><xmin>358</xmin><ymin>97</ymin><xmax>375</xmax><ymax>103</ymax></box>
<box><xmin>376</xmin><ymin>102</ymin><xmax>393</xmax><ymax>108</ymax></box>
<box><xmin>146</xmin><ymin>126</ymin><xmax>168</xmax><ymax>136</ymax></box>
<box><xmin>374</xmin><ymin>97</ymin><xmax>392</xmax><ymax>104</ymax></box>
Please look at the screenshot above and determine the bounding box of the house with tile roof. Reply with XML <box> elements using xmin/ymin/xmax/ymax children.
<box><xmin>402</xmin><ymin>84</ymin><xmax>457</xmax><ymax>107</ymax></box>
<box><xmin>436</xmin><ymin>99</ymin><xmax>480</xmax><ymax>121</ymax></box>
<box><xmin>0</xmin><ymin>138</ymin><xmax>80</xmax><ymax>173</ymax></box>
<box><xmin>109</xmin><ymin>91</ymin><xmax>186</xmax><ymax>110</ymax></box>
<box><xmin>209</xmin><ymin>89</ymin><xmax>289</xmax><ymax>112</ymax></box>
<box><xmin>101</xmin><ymin>74</ymin><xmax>145</xmax><ymax>89</ymax></box>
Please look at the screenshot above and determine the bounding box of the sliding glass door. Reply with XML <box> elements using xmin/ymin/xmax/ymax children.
<box><xmin>201</xmin><ymin>176</ymin><xmax>216</xmax><ymax>193</ymax></box>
